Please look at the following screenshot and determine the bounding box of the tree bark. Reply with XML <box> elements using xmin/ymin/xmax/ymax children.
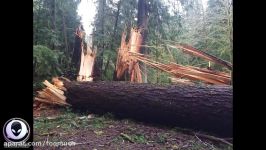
<box><xmin>94</xmin><ymin>0</ymin><xmax>106</xmax><ymax>80</ymax></box>
<box><xmin>71</xmin><ymin>25</ymin><xmax>83</xmax><ymax>72</ymax></box>
<box><xmin>62</xmin><ymin>13</ymin><xmax>69</xmax><ymax>55</ymax></box>
<box><xmin>51</xmin><ymin>0</ymin><xmax>57</xmax><ymax>50</ymax></box>
<box><xmin>137</xmin><ymin>0</ymin><xmax>148</xmax><ymax>83</ymax></box>
<box><xmin>104</xmin><ymin>0</ymin><xmax>121</xmax><ymax>77</ymax></box>
<box><xmin>64</xmin><ymin>81</ymin><xmax>232</xmax><ymax>137</ymax></box>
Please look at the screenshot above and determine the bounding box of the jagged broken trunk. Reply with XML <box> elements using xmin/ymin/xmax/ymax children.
<box><xmin>63</xmin><ymin>81</ymin><xmax>232</xmax><ymax>137</ymax></box>
<box><xmin>72</xmin><ymin>25</ymin><xmax>96</xmax><ymax>82</ymax></box>
<box><xmin>115</xmin><ymin>28</ymin><xmax>143</xmax><ymax>83</ymax></box>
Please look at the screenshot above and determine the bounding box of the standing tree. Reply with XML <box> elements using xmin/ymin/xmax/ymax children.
<box><xmin>93</xmin><ymin>0</ymin><xmax>106</xmax><ymax>80</ymax></box>
<box><xmin>137</xmin><ymin>0</ymin><xmax>149</xmax><ymax>83</ymax></box>
<box><xmin>104</xmin><ymin>0</ymin><xmax>122</xmax><ymax>78</ymax></box>
<box><xmin>33</xmin><ymin>0</ymin><xmax>80</xmax><ymax>81</ymax></box>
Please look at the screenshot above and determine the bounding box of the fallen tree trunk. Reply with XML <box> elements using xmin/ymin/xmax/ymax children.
<box><xmin>63</xmin><ymin>81</ymin><xmax>232</xmax><ymax>137</ymax></box>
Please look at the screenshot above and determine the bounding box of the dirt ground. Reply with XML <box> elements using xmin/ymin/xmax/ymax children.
<box><xmin>33</xmin><ymin>105</ymin><xmax>232</xmax><ymax>150</ymax></box>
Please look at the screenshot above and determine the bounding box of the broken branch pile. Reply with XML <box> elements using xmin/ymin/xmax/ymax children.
<box><xmin>34</xmin><ymin>78</ymin><xmax>70</xmax><ymax>106</ymax></box>
<box><xmin>129</xmin><ymin>52</ymin><xmax>231</xmax><ymax>85</ymax></box>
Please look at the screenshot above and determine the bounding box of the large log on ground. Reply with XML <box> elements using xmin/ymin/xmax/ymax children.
<box><xmin>63</xmin><ymin>81</ymin><xmax>232</xmax><ymax>137</ymax></box>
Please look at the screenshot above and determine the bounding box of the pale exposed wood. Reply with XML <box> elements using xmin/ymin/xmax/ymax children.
<box><xmin>169</xmin><ymin>77</ymin><xmax>195</xmax><ymax>85</ymax></box>
<box><xmin>43</xmin><ymin>80</ymin><xmax>64</xmax><ymax>95</ymax></box>
<box><xmin>189</xmin><ymin>66</ymin><xmax>230</xmax><ymax>78</ymax></box>
<box><xmin>52</xmin><ymin>77</ymin><xmax>64</xmax><ymax>88</ymax></box>
<box><xmin>168</xmin><ymin>63</ymin><xmax>230</xmax><ymax>83</ymax></box>
<box><xmin>116</xmin><ymin>28</ymin><xmax>143</xmax><ymax>83</ymax></box>
<box><xmin>116</xmin><ymin>32</ymin><xmax>129</xmax><ymax>79</ymax></box>
<box><xmin>46</xmin><ymin>87</ymin><xmax>66</xmax><ymax>101</ymax></box>
<box><xmin>170</xmin><ymin>44</ymin><xmax>232</xmax><ymax>70</ymax></box>
<box><xmin>130</xmin><ymin>52</ymin><xmax>231</xmax><ymax>85</ymax></box>
<box><xmin>36</xmin><ymin>91</ymin><xmax>48</xmax><ymax>99</ymax></box>
<box><xmin>77</xmin><ymin>42</ymin><xmax>85</xmax><ymax>81</ymax></box>
<box><xmin>40</xmin><ymin>89</ymin><xmax>65</xmax><ymax>105</ymax></box>
<box><xmin>34</xmin><ymin>80</ymin><xmax>70</xmax><ymax>106</ymax></box>
<box><xmin>52</xmin><ymin>77</ymin><xmax>67</xmax><ymax>91</ymax></box>
<box><xmin>35</xmin><ymin>94</ymin><xmax>59</xmax><ymax>104</ymax></box>
<box><xmin>77</xmin><ymin>38</ymin><xmax>96</xmax><ymax>82</ymax></box>
<box><xmin>42</xmin><ymin>89</ymin><xmax>63</xmax><ymax>102</ymax></box>
<box><xmin>117</xmin><ymin>42</ymin><xmax>232</xmax><ymax>84</ymax></box>
<box><xmin>34</xmin><ymin>97</ymin><xmax>70</xmax><ymax>106</ymax></box>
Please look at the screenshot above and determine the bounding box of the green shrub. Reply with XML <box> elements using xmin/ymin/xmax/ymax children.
<box><xmin>33</xmin><ymin>45</ymin><xmax>62</xmax><ymax>81</ymax></box>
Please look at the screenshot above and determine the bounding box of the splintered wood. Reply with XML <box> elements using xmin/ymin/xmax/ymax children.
<box><xmin>116</xmin><ymin>28</ymin><xmax>142</xmax><ymax>83</ymax></box>
<box><xmin>170</xmin><ymin>44</ymin><xmax>233</xmax><ymax>70</ymax></box>
<box><xmin>76</xmin><ymin>30</ymin><xmax>96</xmax><ymax>82</ymax></box>
<box><xmin>130</xmin><ymin>52</ymin><xmax>231</xmax><ymax>85</ymax></box>
<box><xmin>169</xmin><ymin>77</ymin><xmax>195</xmax><ymax>85</ymax></box>
<box><xmin>77</xmin><ymin>43</ymin><xmax>96</xmax><ymax>81</ymax></box>
<box><xmin>115</xmin><ymin>28</ymin><xmax>231</xmax><ymax>85</ymax></box>
<box><xmin>34</xmin><ymin>78</ymin><xmax>70</xmax><ymax>106</ymax></box>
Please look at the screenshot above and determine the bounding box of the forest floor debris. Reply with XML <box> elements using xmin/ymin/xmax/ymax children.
<box><xmin>33</xmin><ymin>107</ymin><xmax>232</xmax><ymax>150</ymax></box>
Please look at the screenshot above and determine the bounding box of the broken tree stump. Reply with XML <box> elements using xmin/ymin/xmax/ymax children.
<box><xmin>115</xmin><ymin>28</ymin><xmax>143</xmax><ymax>83</ymax></box>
